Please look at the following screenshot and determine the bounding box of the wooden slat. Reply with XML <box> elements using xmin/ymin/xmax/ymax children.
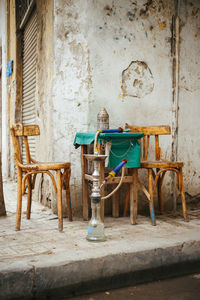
<box><xmin>143</xmin><ymin>136</ymin><xmax>146</xmax><ymax>160</ymax></box>
<box><xmin>138</xmin><ymin>179</ymin><xmax>150</xmax><ymax>201</ymax></box>
<box><xmin>23</xmin><ymin>136</ymin><xmax>31</xmax><ymax>163</ymax></box>
<box><xmin>10</xmin><ymin>128</ymin><xmax>22</xmax><ymax>163</ymax></box>
<box><xmin>141</xmin><ymin>160</ymin><xmax>183</xmax><ymax>168</ymax></box>
<box><xmin>81</xmin><ymin>145</ymin><xmax>89</xmax><ymax>221</ymax></box>
<box><xmin>13</xmin><ymin>124</ymin><xmax>40</xmax><ymax>136</ymax></box>
<box><xmin>155</xmin><ymin>135</ymin><xmax>160</xmax><ymax>160</ymax></box>
<box><xmin>138</xmin><ymin>139</ymin><xmax>142</xmax><ymax>160</ymax></box>
<box><xmin>24</xmin><ymin>125</ymin><xmax>40</xmax><ymax>136</ymax></box>
<box><xmin>145</xmin><ymin>135</ymin><xmax>150</xmax><ymax>160</ymax></box>
<box><xmin>84</xmin><ymin>174</ymin><xmax>134</xmax><ymax>184</ymax></box>
<box><xmin>125</xmin><ymin>124</ymin><xmax>171</xmax><ymax>135</ymax></box>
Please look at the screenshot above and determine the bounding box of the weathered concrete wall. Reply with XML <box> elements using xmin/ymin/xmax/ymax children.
<box><xmin>34</xmin><ymin>0</ymin><xmax>55</xmax><ymax>209</ymax></box>
<box><xmin>1</xmin><ymin>0</ymin><xmax>17</xmax><ymax>179</ymax></box>
<box><xmin>1</xmin><ymin>0</ymin><xmax>200</xmax><ymax>217</ymax></box>
<box><xmin>0</xmin><ymin>38</ymin><xmax>6</xmax><ymax>216</ymax></box>
<box><xmin>178</xmin><ymin>0</ymin><xmax>200</xmax><ymax>198</ymax></box>
<box><xmin>0</xmin><ymin>0</ymin><xmax>10</xmax><ymax>179</ymax></box>
<box><xmin>53</xmin><ymin>0</ymin><xmax>175</xmax><ymax>214</ymax></box>
<box><xmin>53</xmin><ymin>0</ymin><xmax>91</xmax><ymax>214</ymax></box>
<box><xmin>86</xmin><ymin>0</ymin><xmax>174</xmax><ymax>130</ymax></box>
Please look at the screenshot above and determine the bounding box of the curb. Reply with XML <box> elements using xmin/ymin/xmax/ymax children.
<box><xmin>1</xmin><ymin>240</ymin><xmax>200</xmax><ymax>299</ymax></box>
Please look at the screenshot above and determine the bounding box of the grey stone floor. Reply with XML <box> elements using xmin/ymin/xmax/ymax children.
<box><xmin>0</xmin><ymin>180</ymin><xmax>200</xmax><ymax>299</ymax></box>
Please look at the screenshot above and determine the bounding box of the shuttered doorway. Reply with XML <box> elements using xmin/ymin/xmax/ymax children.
<box><xmin>22</xmin><ymin>9</ymin><xmax>37</xmax><ymax>162</ymax></box>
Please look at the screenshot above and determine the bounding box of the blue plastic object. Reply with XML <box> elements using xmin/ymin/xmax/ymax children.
<box><xmin>101</xmin><ymin>128</ymin><xmax>123</xmax><ymax>133</ymax></box>
<box><xmin>6</xmin><ymin>60</ymin><xmax>13</xmax><ymax>77</ymax></box>
<box><xmin>113</xmin><ymin>159</ymin><xmax>127</xmax><ymax>174</ymax></box>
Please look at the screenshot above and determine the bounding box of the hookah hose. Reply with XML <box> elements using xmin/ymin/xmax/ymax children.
<box><xmin>101</xmin><ymin>159</ymin><xmax>127</xmax><ymax>200</ymax></box>
<box><xmin>93</xmin><ymin>128</ymin><xmax>123</xmax><ymax>154</ymax></box>
<box><xmin>93</xmin><ymin>128</ymin><xmax>126</xmax><ymax>200</ymax></box>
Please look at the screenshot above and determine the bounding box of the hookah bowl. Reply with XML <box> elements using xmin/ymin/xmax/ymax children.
<box><xmin>84</xmin><ymin>154</ymin><xmax>107</xmax><ymax>242</ymax></box>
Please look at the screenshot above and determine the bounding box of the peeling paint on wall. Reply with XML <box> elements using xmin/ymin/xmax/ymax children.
<box><xmin>2</xmin><ymin>0</ymin><xmax>200</xmax><ymax>216</ymax></box>
<box><xmin>121</xmin><ymin>61</ymin><xmax>154</xmax><ymax>98</ymax></box>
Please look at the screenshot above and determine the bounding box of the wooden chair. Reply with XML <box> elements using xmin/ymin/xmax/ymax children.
<box><xmin>124</xmin><ymin>124</ymin><xmax>188</xmax><ymax>225</ymax></box>
<box><xmin>10</xmin><ymin>124</ymin><xmax>72</xmax><ymax>232</ymax></box>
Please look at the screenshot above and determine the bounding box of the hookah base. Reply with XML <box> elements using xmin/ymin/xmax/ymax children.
<box><xmin>86</xmin><ymin>224</ymin><xmax>106</xmax><ymax>242</ymax></box>
<box><xmin>86</xmin><ymin>235</ymin><xmax>106</xmax><ymax>242</ymax></box>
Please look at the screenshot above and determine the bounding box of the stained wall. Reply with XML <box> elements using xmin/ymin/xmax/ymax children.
<box><xmin>53</xmin><ymin>0</ymin><xmax>175</xmax><ymax>213</ymax></box>
<box><xmin>178</xmin><ymin>0</ymin><xmax>200</xmax><ymax>197</ymax></box>
<box><xmin>1</xmin><ymin>0</ymin><xmax>200</xmax><ymax>216</ymax></box>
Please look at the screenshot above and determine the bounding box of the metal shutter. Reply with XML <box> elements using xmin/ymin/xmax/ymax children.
<box><xmin>22</xmin><ymin>10</ymin><xmax>37</xmax><ymax>162</ymax></box>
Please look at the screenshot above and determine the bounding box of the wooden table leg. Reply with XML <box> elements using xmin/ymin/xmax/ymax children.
<box><xmin>179</xmin><ymin>167</ymin><xmax>188</xmax><ymax>221</ymax></box>
<box><xmin>26</xmin><ymin>175</ymin><xmax>32</xmax><ymax>220</ymax></box>
<box><xmin>0</xmin><ymin>155</ymin><xmax>6</xmax><ymax>216</ymax></box>
<box><xmin>81</xmin><ymin>145</ymin><xmax>89</xmax><ymax>221</ymax></box>
<box><xmin>57</xmin><ymin>170</ymin><xmax>63</xmax><ymax>232</ymax></box>
<box><xmin>16</xmin><ymin>166</ymin><xmax>22</xmax><ymax>231</ymax></box>
<box><xmin>112</xmin><ymin>191</ymin><xmax>119</xmax><ymax>217</ymax></box>
<box><xmin>123</xmin><ymin>183</ymin><xmax>130</xmax><ymax>217</ymax></box>
<box><xmin>148</xmin><ymin>169</ymin><xmax>156</xmax><ymax>226</ymax></box>
<box><xmin>156</xmin><ymin>168</ymin><xmax>162</xmax><ymax>213</ymax></box>
<box><xmin>65</xmin><ymin>168</ymin><xmax>72</xmax><ymax>221</ymax></box>
<box><xmin>130</xmin><ymin>168</ymin><xmax>138</xmax><ymax>225</ymax></box>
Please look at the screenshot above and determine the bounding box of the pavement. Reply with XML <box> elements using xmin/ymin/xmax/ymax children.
<box><xmin>0</xmin><ymin>180</ymin><xmax>200</xmax><ymax>300</ymax></box>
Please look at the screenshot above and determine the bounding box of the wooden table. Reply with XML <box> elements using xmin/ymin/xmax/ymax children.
<box><xmin>74</xmin><ymin>132</ymin><xmax>144</xmax><ymax>224</ymax></box>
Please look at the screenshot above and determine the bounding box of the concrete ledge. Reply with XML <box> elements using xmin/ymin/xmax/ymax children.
<box><xmin>1</xmin><ymin>240</ymin><xmax>200</xmax><ymax>300</ymax></box>
<box><xmin>1</xmin><ymin>182</ymin><xmax>200</xmax><ymax>299</ymax></box>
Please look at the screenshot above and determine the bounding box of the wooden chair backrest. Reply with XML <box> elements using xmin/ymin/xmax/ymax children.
<box><xmin>10</xmin><ymin>124</ymin><xmax>40</xmax><ymax>164</ymax></box>
<box><xmin>125</xmin><ymin>124</ymin><xmax>171</xmax><ymax>161</ymax></box>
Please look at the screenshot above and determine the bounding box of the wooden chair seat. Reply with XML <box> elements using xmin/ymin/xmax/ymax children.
<box><xmin>141</xmin><ymin>160</ymin><xmax>183</xmax><ymax>168</ymax></box>
<box><xmin>21</xmin><ymin>162</ymin><xmax>70</xmax><ymax>171</ymax></box>
<box><xmin>10</xmin><ymin>124</ymin><xmax>72</xmax><ymax>232</ymax></box>
<box><xmin>125</xmin><ymin>124</ymin><xmax>187</xmax><ymax>225</ymax></box>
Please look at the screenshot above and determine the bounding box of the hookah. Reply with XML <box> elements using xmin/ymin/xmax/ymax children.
<box><xmin>85</xmin><ymin>128</ymin><xmax>127</xmax><ymax>242</ymax></box>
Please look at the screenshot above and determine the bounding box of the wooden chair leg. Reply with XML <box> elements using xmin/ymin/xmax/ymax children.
<box><xmin>26</xmin><ymin>175</ymin><xmax>32</xmax><ymax>219</ymax></box>
<box><xmin>81</xmin><ymin>145</ymin><xmax>89</xmax><ymax>221</ymax></box>
<box><xmin>123</xmin><ymin>183</ymin><xmax>130</xmax><ymax>217</ymax></box>
<box><xmin>112</xmin><ymin>191</ymin><xmax>119</xmax><ymax>217</ymax></box>
<box><xmin>16</xmin><ymin>167</ymin><xmax>22</xmax><ymax>231</ymax></box>
<box><xmin>148</xmin><ymin>169</ymin><xmax>156</xmax><ymax>226</ymax></box>
<box><xmin>65</xmin><ymin>168</ymin><xmax>72</xmax><ymax>221</ymax></box>
<box><xmin>56</xmin><ymin>170</ymin><xmax>63</xmax><ymax>232</ymax></box>
<box><xmin>156</xmin><ymin>168</ymin><xmax>162</xmax><ymax>213</ymax></box>
<box><xmin>178</xmin><ymin>168</ymin><xmax>188</xmax><ymax>221</ymax></box>
<box><xmin>157</xmin><ymin>179</ymin><xmax>162</xmax><ymax>213</ymax></box>
<box><xmin>130</xmin><ymin>168</ymin><xmax>138</xmax><ymax>225</ymax></box>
